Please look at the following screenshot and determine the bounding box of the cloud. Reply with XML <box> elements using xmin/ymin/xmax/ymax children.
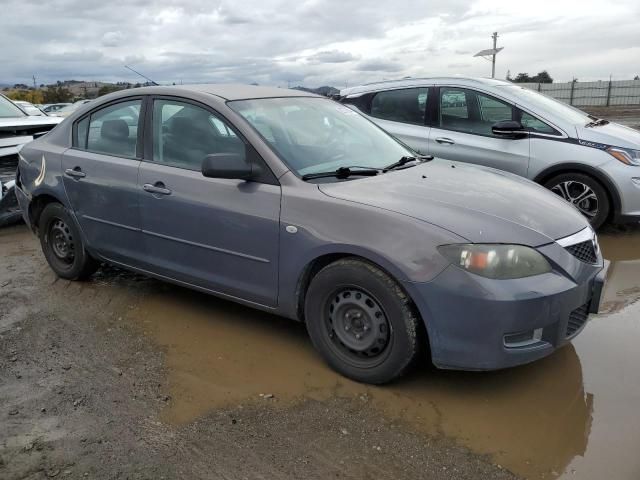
<box><xmin>0</xmin><ymin>0</ymin><xmax>638</xmax><ymax>87</ymax></box>
<box><xmin>356</xmin><ymin>60</ymin><xmax>403</xmax><ymax>72</ymax></box>
<box><xmin>306</xmin><ymin>50</ymin><xmax>358</xmax><ymax>64</ymax></box>
<box><xmin>101</xmin><ymin>31</ymin><xmax>124</xmax><ymax>47</ymax></box>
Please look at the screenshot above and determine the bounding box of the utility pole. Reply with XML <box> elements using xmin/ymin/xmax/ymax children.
<box><xmin>473</xmin><ymin>32</ymin><xmax>503</xmax><ymax>79</ymax></box>
<box><xmin>32</xmin><ymin>75</ymin><xmax>37</xmax><ymax>89</ymax></box>
<box><xmin>491</xmin><ymin>32</ymin><xmax>498</xmax><ymax>79</ymax></box>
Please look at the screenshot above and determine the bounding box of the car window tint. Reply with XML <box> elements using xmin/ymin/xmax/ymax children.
<box><xmin>76</xmin><ymin>116</ymin><xmax>89</xmax><ymax>149</ymax></box>
<box><xmin>477</xmin><ymin>93</ymin><xmax>512</xmax><ymax>123</ymax></box>
<box><xmin>440</xmin><ymin>88</ymin><xmax>472</xmax><ymax>132</ymax></box>
<box><xmin>153</xmin><ymin>99</ymin><xmax>245</xmax><ymax>171</ymax></box>
<box><xmin>370</xmin><ymin>88</ymin><xmax>428</xmax><ymax>125</ymax></box>
<box><xmin>85</xmin><ymin>100</ymin><xmax>141</xmax><ymax>157</ymax></box>
<box><xmin>520</xmin><ymin>112</ymin><xmax>558</xmax><ymax>135</ymax></box>
<box><xmin>476</xmin><ymin>92</ymin><xmax>514</xmax><ymax>136</ymax></box>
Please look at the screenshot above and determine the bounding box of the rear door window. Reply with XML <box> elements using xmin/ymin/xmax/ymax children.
<box><xmin>80</xmin><ymin>100</ymin><xmax>142</xmax><ymax>157</ymax></box>
<box><xmin>370</xmin><ymin>88</ymin><xmax>428</xmax><ymax>125</ymax></box>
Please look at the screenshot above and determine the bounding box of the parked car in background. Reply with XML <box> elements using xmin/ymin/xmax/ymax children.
<box><xmin>13</xmin><ymin>100</ymin><xmax>47</xmax><ymax>116</ymax></box>
<box><xmin>42</xmin><ymin>103</ymin><xmax>72</xmax><ymax>114</ymax></box>
<box><xmin>0</xmin><ymin>93</ymin><xmax>62</xmax><ymax>226</ymax></box>
<box><xmin>48</xmin><ymin>99</ymin><xmax>92</xmax><ymax>118</ymax></box>
<box><xmin>15</xmin><ymin>85</ymin><xmax>606</xmax><ymax>383</ymax></box>
<box><xmin>338</xmin><ymin>77</ymin><xmax>640</xmax><ymax>229</ymax></box>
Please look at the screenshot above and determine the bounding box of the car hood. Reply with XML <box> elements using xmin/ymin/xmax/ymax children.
<box><xmin>575</xmin><ymin>121</ymin><xmax>640</xmax><ymax>149</ymax></box>
<box><xmin>0</xmin><ymin>116</ymin><xmax>63</xmax><ymax>129</ymax></box>
<box><xmin>318</xmin><ymin>160</ymin><xmax>589</xmax><ymax>246</ymax></box>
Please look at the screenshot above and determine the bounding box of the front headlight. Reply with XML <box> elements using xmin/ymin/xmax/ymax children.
<box><xmin>606</xmin><ymin>147</ymin><xmax>640</xmax><ymax>166</ymax></box>
<box><xmin>438</xmin><ymin>244</ymin><xmax>551</xmax><ymax>279</ymax></box>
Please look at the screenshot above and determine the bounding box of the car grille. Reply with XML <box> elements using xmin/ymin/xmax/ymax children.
<box><xmin>566</xmin><ymin>303</ymin><xmax>589</xmax><ymax>338</ymax></box>
<box><xmin>565</xmin><ymin>240</ymin><xmax>597</xmax><ymax>264</ymax></box>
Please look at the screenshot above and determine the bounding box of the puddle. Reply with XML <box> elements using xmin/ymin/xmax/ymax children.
<box><xmin>127</xmin><ymin>224</ymin><xmax>640</xmax><ymax>479</ymax></box>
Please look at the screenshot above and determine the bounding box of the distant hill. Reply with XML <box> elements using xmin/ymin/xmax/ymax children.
<box><xmin>292</xmin><ymin>85</ymin><xmax>340</xmax><ymax>97</ymax></box>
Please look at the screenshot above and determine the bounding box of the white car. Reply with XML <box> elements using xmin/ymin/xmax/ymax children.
<box><xmin>0</xmin><ymin>93</ymin><xmax>62</xmax><ymax>226</ymax></box>
<box><xmin>339</xmin><ymin>77</ymin><xmax>640</xmax><ymax>228</ymax></box>
<box><xmin>13</xmin><ymin>100</ymin><xmax>47</xmax><ymax>116</ymax></box>
<box><xmin>48</xmin><ymin>99</ymin><xmax>92</xmax><ymax>118</ymax></box>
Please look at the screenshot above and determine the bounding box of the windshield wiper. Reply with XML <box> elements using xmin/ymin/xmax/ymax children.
<box><xmin>585</xmin><ymin>117</ymin><xmax>609</xmax><ymax>128</ymax></box>
<box><xmin>383</xmin><ymin>155</ymin><xmax>433</xmax><ymax>172</ymax></box>
<box><xmin>301</xmin><ymin>166</ymin><xmax>381</xmax><ymax>181</ymax></box>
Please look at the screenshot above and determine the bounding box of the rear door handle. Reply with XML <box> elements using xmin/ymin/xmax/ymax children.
<box><xmin>143</xmin><ymin>182</ymin><xmax>172</xmax><ymax>196</ymax></box>
<box><xmin>64</xmin><ymin>167</ymin><xmax>86</xmax><ymax>179</ymax></box>
<box><xmin>435</xmin><ymin>137</ymin><xmax>455</xmax><ymax>145</ymax></box>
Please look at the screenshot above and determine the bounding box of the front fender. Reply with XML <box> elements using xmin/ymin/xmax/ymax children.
<box><xmin>276</xmin><ymin>186</ymin><xmax>463</xmax><ymax>319</ymax></box>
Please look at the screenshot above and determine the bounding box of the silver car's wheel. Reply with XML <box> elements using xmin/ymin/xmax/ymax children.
<box><xmin>545</xmin><ymin>173</ymin><xmax>610</xmax><ymax>229</ymax></box>
<box><xmin>550</xmin><ymin>181</ymin><xmax>598</xmax><ymax>219</ymax></box>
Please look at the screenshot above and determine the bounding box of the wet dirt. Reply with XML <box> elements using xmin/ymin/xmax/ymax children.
<box><xmin>127</xmin><ymin>223</ymin><xmax>640</xmax><ymax>480</ymax></box>
<box><xmin>2</xmin><ymin>222</ymin><xmax>640</xmax><ymax>479</ymax></box>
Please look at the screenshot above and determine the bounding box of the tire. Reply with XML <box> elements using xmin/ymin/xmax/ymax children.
<box><xmin>38</xmin><ymin>202</ymin><xmax>99</xmax><ymax>280</ymax></box>
<box><xmin>544</xmin><ymin>173</ymin><xmax>610</xmax><ymax>229</ymax></box>
<box><xmin>304</xmin><ymin>258</ymin><xmax>423</xmax><ymax>384</ymax></box>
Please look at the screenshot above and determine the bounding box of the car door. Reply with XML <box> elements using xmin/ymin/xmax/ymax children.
<box><xmin>61</xmin><ymin>98</ymin><xmax>144</xmax><ymax>264</ymax></box>
<box><xmin>428</xmin><ymin>87</ymin><xmax>530</xmax><ymax>176</ymax></box>
<box><xmin>137</xmin><ymin>97</ymin><xmax>281</xmax><ymax>307</ymax></box>
<box><xmin>366</xmin><ymin>87</ymin><xmax>430</xmax><ymax>154</ymax></box>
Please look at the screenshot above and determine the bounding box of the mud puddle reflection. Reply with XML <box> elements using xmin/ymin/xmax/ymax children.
<box><xmin>127</xmin><ymin>225</ymin><xmax>640</xmax><ymax>480</ymax></box>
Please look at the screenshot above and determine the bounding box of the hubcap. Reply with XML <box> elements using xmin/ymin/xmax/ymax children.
<box><xmin>49</xmin><ymin>218</ymin><xmax>75</xmax><ymax>264</ymax></box>
<box><xmin>551</xmin><ymin>181</ymin><xmax>599</xmax><ymax>218</ymax></box>
<box><xmin>326</xmin><ymin>288</ymin><xmax>390</xmax><ymax>360</ymax></box>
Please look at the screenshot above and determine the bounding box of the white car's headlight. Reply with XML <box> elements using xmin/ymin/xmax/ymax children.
<box><xmin>438</xmin><ymin>244</ymin><xmax>551</xmax><ymax>279</ymax></box>
<box><xmin>606</xmin><ymin>147</ymin><xmax>640</xmax><ymax>166</ymax></box>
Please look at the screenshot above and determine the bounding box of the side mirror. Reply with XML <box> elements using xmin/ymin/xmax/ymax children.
<box><xmin>492</xmin><ymin>120</ymin><xmax>528</xmax><ymax>139</ymax></box>
<box><xmin>201</xmin><ymin>153</ymin><xmax>253</xmax><ymax>180</ymax></box>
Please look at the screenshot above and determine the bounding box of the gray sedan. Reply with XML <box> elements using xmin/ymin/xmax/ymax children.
<box><xmin>15</xmin><ymin>85</ymin><xmax>606</xmax><ymax>383</ymax></box>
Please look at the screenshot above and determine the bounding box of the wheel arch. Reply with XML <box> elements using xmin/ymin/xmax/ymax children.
<box><xmin>533</xmin><ymin>163</ymin><xmax>621</xmax><ymax>220</ymax></box>
<box><xmin>29</xmin><ymin>192</ymin><xmax>67</xmax><ymax>233</ymax></box>
<box><xmin>294</xmin><ymin>252</ymin><xmax>430</xmax><ymax>348</ymax></box>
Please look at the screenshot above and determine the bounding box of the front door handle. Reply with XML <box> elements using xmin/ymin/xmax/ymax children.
<box><xmin>143</xmin><ymin>182</ymin><xmax>172</xmax><ymax>196</ymax></box>
<box><xmin>64</xmin><ymin>167</ymin><xmax>86</xmax><ymax>179</ymax></box>
<box><xmin>435</xmin><ymin>137</ymin><xmax>455</xmax><ymax>145</ymax></box>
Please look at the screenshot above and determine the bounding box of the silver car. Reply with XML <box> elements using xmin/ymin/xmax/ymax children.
<box><xmin>339</xmin><ymin>77</ymin><xmax>640</xmax><ymax>229</ymax></box>
<box><xmin>15</xmin><ymin>85</ymin><xmax>606</xmax><ymax>384</ymax></box>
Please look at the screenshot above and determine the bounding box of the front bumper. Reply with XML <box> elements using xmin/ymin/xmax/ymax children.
<box><xmin>406</xmin><ymin>253</ymin><xmax>608</xmax><ymax>371</ymax></box>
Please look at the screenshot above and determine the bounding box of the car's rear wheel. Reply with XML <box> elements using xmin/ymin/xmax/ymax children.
<box><xmin>544</xmin><ymin>173</ymin><xmax>610</xmax><ymax>229</ymax></box>
<box><xmin>304</xmin><ymin>258</ymin><xmax>422</xmax><ymax>384</ymax></box>
<box><xmin>39</xmin><ymin>203</ymin><xmax>99</xmax><ymax>280</ymax></box>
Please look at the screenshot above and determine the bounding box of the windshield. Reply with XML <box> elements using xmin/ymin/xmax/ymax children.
<box><xmin>228</xmin><ymin>97</ymin><xmax>413</xmax><ymax>176</ymax></box>
<box><xmin>0</xmin><ymin>95</ymin><xmax>27</xmax><ymax>118</ymax></box>
<box><xmin>501</xmin><ymin>85</ymin><xmax>590</xmax><ymax>124</ymax></box>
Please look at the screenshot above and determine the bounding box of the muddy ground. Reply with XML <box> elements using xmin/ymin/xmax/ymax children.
<box><xmin>1</xmin><ymin>221</ymin><xmax>640</xmax><ymax>480</ymax></box>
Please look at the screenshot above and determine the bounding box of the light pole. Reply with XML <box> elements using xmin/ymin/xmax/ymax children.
<box><xmin>474</xmin><ymin>32</ymin><xmax>503</xmax><ymax>79</ymax></box>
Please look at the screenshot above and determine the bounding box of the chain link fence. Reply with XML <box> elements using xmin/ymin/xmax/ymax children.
<box><xmin>519</xmin><ymin>79</ymin><xmax>640</xmax><ymax>107</ymax></box>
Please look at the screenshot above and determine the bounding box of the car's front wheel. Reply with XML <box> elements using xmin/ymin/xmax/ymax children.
<box><xmin>39</xmin><ymin>202</ymin><xmax>99</xmax><ymax>280</ymax></box>
<box><xmin>304</xmin><ymin>258</ymin><xmax>423</xmax><ymax>384</ymax></box>
<box><xmin>544</xmin><ymin>173</ymin><xmax>610</xmax><ymax>229</ymax></box>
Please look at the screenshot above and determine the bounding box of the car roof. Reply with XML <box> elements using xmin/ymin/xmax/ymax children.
<box><xmin>171</xmin><ymin>84</ymin><xmax>320</xmax><ymax>101</ymax></box>
<box><xmin>340</xmin><ymin>76</ymin><xmax>512</xmax><ymax>97</ymax></box>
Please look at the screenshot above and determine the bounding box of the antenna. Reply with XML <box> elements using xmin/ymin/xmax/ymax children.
<box><xmin>474</xmin><ymin>32</ymin><xmax>503</xmax><ymax>78</ymax></box>
<box><xmin>124</xmin><ymin>65</ymin><xmax>159</xmax><ymax>86</ymax></box>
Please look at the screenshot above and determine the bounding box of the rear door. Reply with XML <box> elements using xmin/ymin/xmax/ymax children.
<box><xmin>137</xmin><ymin>97</ymin><xmax>281</xmax><ymax>306</ymax></box>
<box><xmin>61</xmin><ymin>98</ymin><xmax>144</xmax><ymax>263</ymax></box>
<box><xmin>428</xmin><ymin>87</ymin><xmax>530</xmax><ymax>176</ymax></box>
<box><xmin>365</xmin><ymin>87</ymin><xmax>431</xmax><ymax>154</ymax></box>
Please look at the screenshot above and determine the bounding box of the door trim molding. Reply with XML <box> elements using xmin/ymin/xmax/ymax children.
<box><xmin>141</xmin><ymin>229</ymin><xmax>271</xmax><ymax>263</ymax></box>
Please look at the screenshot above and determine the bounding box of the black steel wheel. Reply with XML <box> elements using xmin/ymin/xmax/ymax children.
<box><xmin>39</xmin><ymin>203</ymin><xmax>99</xmax><ymax>280</ymax></box>
<box><xmin>305</xmin><ymin>258</ymin><xmax>424</xmax><ymax>384</ymax></box>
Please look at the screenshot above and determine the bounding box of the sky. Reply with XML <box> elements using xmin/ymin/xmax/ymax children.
<box><xmin>1</xmin><ymin>0</ymin><xmax>639</xmax><ymax>88</ymax></box>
